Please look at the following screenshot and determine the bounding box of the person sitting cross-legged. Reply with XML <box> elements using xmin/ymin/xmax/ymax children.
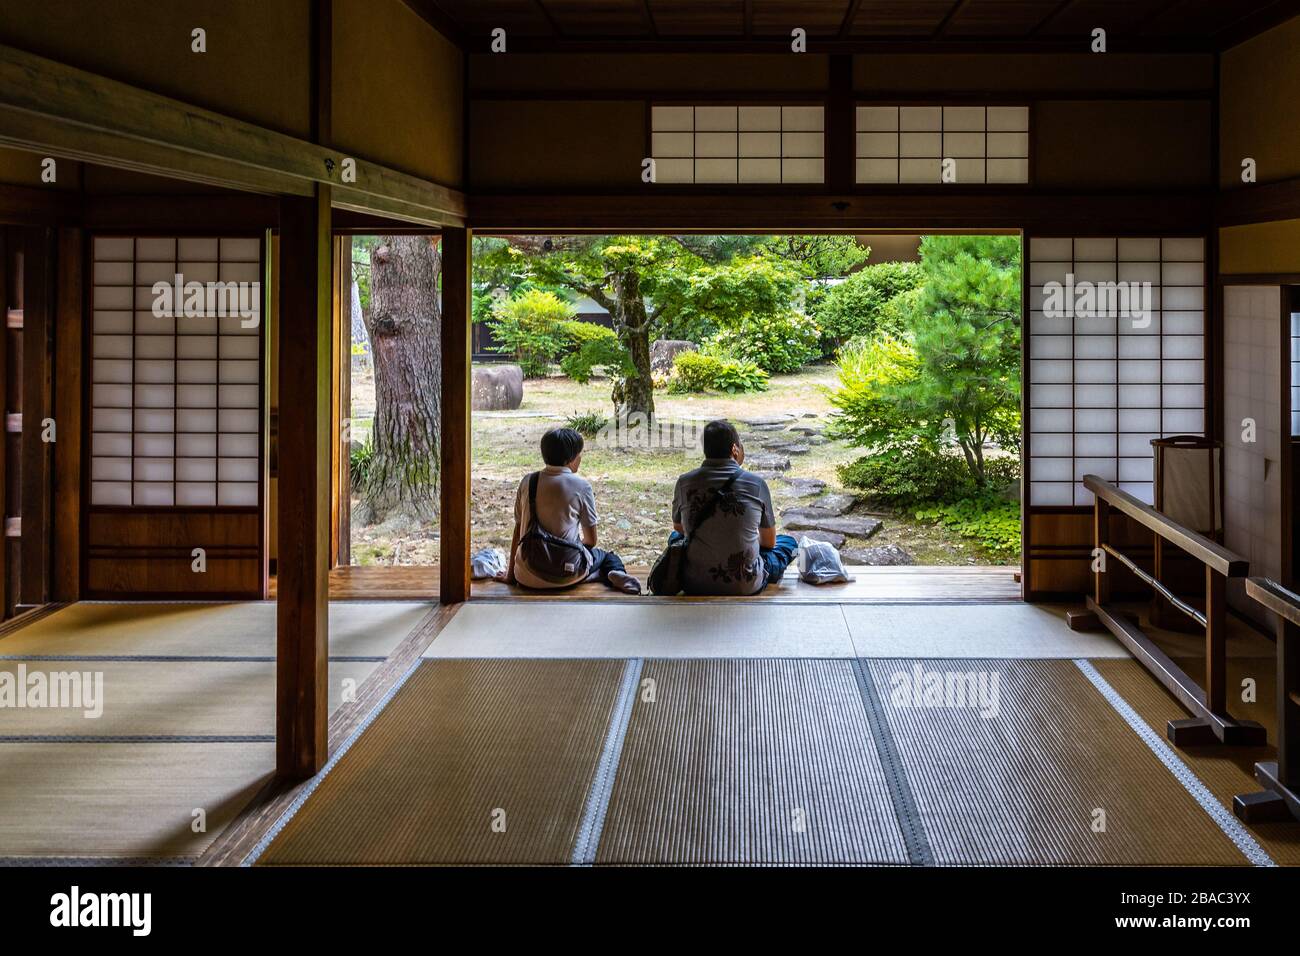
<box><xmin>496</xmin><ymin>426</ymin><xmax>641</xmax><ymax>594</ymax></box>
<box><xmin>667</xmin><ymin>419</ymin><xmax>798</xmax><ymax>596</ymax></box>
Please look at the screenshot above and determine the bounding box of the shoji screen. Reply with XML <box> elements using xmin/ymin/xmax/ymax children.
<box><xmin>856</xmin><ymin>105</ymin><xmax>1029</xmax><ymax>184</ymax></box>
<box><xmin>90</xmin><ymin>236</ymin><xmax>263</xmax><ymax>509</ymax></box>
<box><xmin>1027</xmin><ymin>237</ymin><xmax>1206</xmax><ymax>507</ymax></box>
<box><xmin>651</xmin><ymin>105</ymin><xmax>825</xmax><ymax>184</ymax></box>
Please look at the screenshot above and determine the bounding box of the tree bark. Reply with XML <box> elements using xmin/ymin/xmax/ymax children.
<box><xmin>359</xmin><ymin>235</ymin><xmax>442</xmax><ymax>524</ymax></box>
<box><xmin>609</xmin><ymin>268</ymin><xmax>654</xmax><ymax>420</ymax></box>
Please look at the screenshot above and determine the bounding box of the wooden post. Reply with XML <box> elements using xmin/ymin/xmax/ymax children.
<box><xmin>825</xmin><ymin>55</ymin><xmax>854</xmax><ymax>194</ymax></box>
<box><xmin>1281</xmin><ymin>616</ymin><xmax>1298</xmax><ymax>788</ymax></box>
<box><xmin>52</xmin><ymin>227</ymin><xmax>81</xmax><ymax>602</ymax></box>
<box><xmin>276</xmin><ymin>185</ymin><xmax>332</xmax><ymax>779</ymax></box>
<box><xmin>1205</xmin><ymin>565</ymin><xmax>1226</xmax><ymax>716</ymax></box>
<box><xmin>439</xmin><ymin>226</ymin><xmax>471</xmax><ymax>604</ymax></box>
<box><xmin>1094</xmin><ymin>497</ymin><xmax>1110</xmax><ymax>607</ymax></box>
<box><xmin>20</xmin><ymin>227</ymin><xmax>53</xmax><ymax>608</ymax></box>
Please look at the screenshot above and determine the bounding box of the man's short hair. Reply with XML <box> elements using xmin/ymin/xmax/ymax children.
<box><xmin>702</xmin><ymin>419</ymin><xmax>740</xmax><ymax>460</ymax></box>
<box><xmin>540</xmin><ymin>427</ymin><xmax>584</xmax><ymax>466</ymax></box>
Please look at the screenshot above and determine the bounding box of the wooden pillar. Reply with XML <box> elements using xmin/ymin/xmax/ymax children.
<box><xmin>439</xmin><ymin>226</ymin><xmax>471</xmax><ymax>604</ymax></box>
<box><xmin>1281</xmin><ymin>616</ymin><xmax>1298</xmax><ymax>788</ymax></box>
<box><xmin>20</xmin><ymin>227</ymin><xmax>53</xmax><ymax>608</ymax></box>
<box><xmin>1205</xmin><ymin>565</ymin><xmax>1227</xmax><ymax>716</ymax></box>
<box><xmin>825</xmin><ymin>55</ymin><xmax>855</xmax><ymax>195</ymax></box>
<box><xmin>276</xmin><ymin>185</ymin><xmax>332</xmax><ymax>779</ymax></box>
<box><xmin>1093</xmin><ymin>497</ymin><xmax>1110</xmax><ymax>606</ymax></box>
<box><xmin>52</xmin><ymin>227</ymin><xmax>81</xmax><ymax>602</ymax></box>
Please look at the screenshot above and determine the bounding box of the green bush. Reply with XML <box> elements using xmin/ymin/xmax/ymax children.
<box><xmin>826</xmin><ymin>335</ymin><xmax>940</xmax><ymax>452</ymax></box>
<box><xmin>707</xmin><ymin>310</ymin><xmax>822</xmax><ymax>374</ymax></box>
<box><xmin>815</xmin><ymin>262</ymin><xmax>922</xmax><ymax>350</ymax></box>
<box><xmin>838</xmin><ymin>447</ymin><xmax>1020</xmax><ymax>508</ymax></box>
<box><xmin>668</xmin><ymin>350</ymin><xmax>768</xmax><ymax>394</ymax></box>
<box><xmin>564</xmin><ymin>409</ymin><xmax>610</xmax><ymax>437</ymax></box>
<box><xmin>914</xmin><ymin>498</ymin><xmax>1021</xmax><ymax>559</ymax></box>
<box><xmin>487</xmin><ymin>289</ymin><xmax>576</xmax><ymax>377</ymax></box>
<box><xmin>349</xmin><ymin>435</ymin><xmax>375</xmax><ymax>494</ymax></box>
<box><xmin>555</xmin><ymin>321</ymin><xmax>632</xmax><ymax>384</ymax></box>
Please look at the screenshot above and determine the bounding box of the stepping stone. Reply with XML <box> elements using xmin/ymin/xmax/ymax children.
<box><xmin>747</xmin><ymin>453</ymin><xmax>791</xmax><ymax>472</ymax></box>
<box><xmin>741</xmin><ymin>415</ymin><xmax>795</xmax><ymax>426</ymax></box>
<box><xmin>751</xmin><ymin>470</ymin><xmax>782</xmax><ymax>480</ymax></box>
<box><xmin>782</xmin><ymin>514</ymin><xmax>883</xmax><ymax>538</ymax></box>
<box><xmin>749</xmin><ymin>423</ymin><xmax>788</xmax><ymax>432</ymax></box>
<box><xmin>781</xmin><ymin>506</ymin><xmax>841</xmax><ymax>523</ymax></box>
<box><xmin>792</xmin><ymin>529</ymin><xmax>845</xmax><ymax>548</ymax></box>
<box><xmin>806</xmin><ymin>435</ymin><xmax>828</xmax><ymax>445</ymax></box>
<box><xmin>766</xmin><ymin>442</ymin><xmax>811</xmax><ymax>455</ymax></box>
<box><xmin>788</xmin><ymin>425</ymin><xmax>823</xmax><ymax>436</ymax></box>
<box><xmin>782</xmin><ymin>477</ymin><xmax>826</xmax><ymax>497</ymax></box>
<box><xmin>812</xmin><ymin>493</ymin><xmax>857</xmax><ymax>516</ymax></box>
<box><xmin>840</xmin><ymin>544</ymin><xmax>915</xmax><ymax>566</ymax></box>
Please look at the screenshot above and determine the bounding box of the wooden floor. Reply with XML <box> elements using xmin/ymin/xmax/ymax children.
<box><xmin>285</xmin><ymin>563</ymin><xmax>1022</xmax><ymax>603</ymax></box>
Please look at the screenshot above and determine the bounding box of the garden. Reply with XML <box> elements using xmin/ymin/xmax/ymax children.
<box><xmin>346</xmin><ymin>233</ymin><xmax>1024</xmax><ymax>570</ymax></box>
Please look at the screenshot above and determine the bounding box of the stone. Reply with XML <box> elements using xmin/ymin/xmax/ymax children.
<box><xmin>840</xmin><ymin>544</ymin><xmax>915</xmax><ymax>566</ymax></box>
<box><xmin>749</xmin><ymin>423</ymin><xmax>788</xmax><ymax>432</ymax></box>
<box><xmin>815</xmin><ymin>493</ymin><xmax>857</xmax><ymax>515</ymax></box>
<box><xmin>471</xmin><ymin>363</ymin><xmax>523</xmax><ymax>411</ymax></box>
<box><xmin>792</xmin><ymin>529</ymin><xmax>845</xmax><ymax>548</ymax></box>
<box><xmin>650</xmin><ymin>339</ymin><xmax>697</xmax><ymax>374</ymax></box>
<box><xmin>782</xmin><ymin>477</ymin><xmax>826</xmax><ymax>497</ymax></box>
<box><xmin>746</xmin><ymin>453</ymin><xmax>790</xmax><ymax>472</ymax></box>
<box><xmin>741</xmin><ymin>414</ymin><xmax>794</xmax><ymax>426</ymax></box>
<box><xmin>766</xmin><ymin>442</ymin><xmax>811</xmax><ymax>455</ymax></box>
<box><xmin>788</xmin><ymin>424</ymin><xmax>823</xmax><ymax>435</ymax></box>
<box><xmin>781</xmin><ymin>506</ymin><xmax>841</xmax><ymax>523</ymax></box>
<box><xmin>781</xmin><ymin>514</ymin><xmax>883</xmax><ymax>538</ymax></box>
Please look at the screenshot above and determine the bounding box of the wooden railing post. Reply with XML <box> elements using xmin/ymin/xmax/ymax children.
<box><xmin>1205</xmin><ymin>566</ymin><xmax>1227</xmax><ymax>718</ymax></box>
<box><xmin>1094</xmin><ymin>496</ymin><xmax>1110</xmax><ymax>607</ymax></box>
<box><xmin>1281</xmin><ymin>616</ymin><xmax>1298</xmax><ymax>789</ymax></box>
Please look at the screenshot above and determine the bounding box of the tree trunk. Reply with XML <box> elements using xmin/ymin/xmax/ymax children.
<box><xmin>359</xmin><ymin>235</ymin><xmax>442</xmax><ymax>524</ymax></box>
<box><xmin>610</xmin><ymin>268</ymin><xmax>655</xmax><ymax>420</ymax></box>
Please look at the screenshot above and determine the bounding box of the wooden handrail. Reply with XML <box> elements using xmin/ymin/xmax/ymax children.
<box><xmin>1245</xmin><ymin>577</ymin><xmax>1300</xmax><ymax>626</ymax></box>
<box><xmin>1083</xmin><ymin>475</ymin><xmax>1247</xmax><ymax>577</ymax></box>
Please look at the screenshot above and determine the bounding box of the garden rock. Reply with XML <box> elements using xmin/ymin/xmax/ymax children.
<box><xmin>650</xmin><ymin>339</ymin><xmax>697</xmax><ymax>374</ymax></box>
<box><xmin>793</xmin><ymin>529</ymin><xmax>845</xmax><ymax>548</ymax></box>
<box><xmin>782</xmin><ymin>477</ymin><xmax>826</xmax><ymax>497</ymax></box>
<box><xmin>746</xmin><ymin>453</ymin><xmax>791</xmax><ymax>472</ymax></box>
<box><xmin>766</xmin><ymin>442</ymin><xmax>811</xmax><ymax>455</ymax></box>
<box><xmin>815</xmin><ymin>493</ymin><xmax>857</xmax><ymax>515</ymax></box>
<box><xmin>840</xmin><ymin>544</ymin><xmax>914</xmax><ymax>566</ymax></box>
<box><xmin>742</xmin><ymin>414</ymin><xmax>794</xmax><ymax>426</ymax></box>
<box><xmin>789</xmin><ymin>424</ymin><xmax>823</xmax><ymax>436</ymax></box>
<box><xmin>471</xmin><ymin>364</ymin><xmax>523</xmax><ymax>411</ymax></box>
<box><xmin>782</xmin><ymin>514</ymin><xmax>882</xmax><ymax>538</ymax></box>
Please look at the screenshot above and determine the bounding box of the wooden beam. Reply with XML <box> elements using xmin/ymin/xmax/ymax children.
<box><xmin>275</xmin><ymin>187</ymin><xmax>332</xmax><ymax>780</ymax></box>
<box><xmin>439</xmin><ymin>227</ymin><xmax>471</xmax><ymax>605</ymax></box>
<box><xmin>51</xmin><ymin>227</ymin><xmax>80</xmax><ymax>602</ymax></box>
<box><xmin>825</xmin><ymin>56</ymin><xmax>855</xmax><ymax>194</ymax></box>
<box><xmin>932</xmin><ymin>0</ymin><xmax>971</xmax><ymax>39</ymax></box>
<box><xmin>1217</xmin><ymin>176</ymin><xmax>1300</xmax><ymax>226</ymax></box>
<box><xmin>0</xmin><ymin>44</ymin><xmax>466</xmax><ymax>226</ymax></box>
<box><xmin>838</xmin><ymin>0</ymin><xmax>865</xmax><ymax>38</ymax></box>
<box><xmin>1028</xmin><ymin>0</ymin><xmax>1076</xmax><ymax>36</ymax></box>
<box><xmin>19</xmin><ymin>228</ymin><xmax>52</xmax><ymax>607</ymax></box>
<box><xmin>400</xmin><ymin>0</ymin><xmax>467</xmax><ymax>46</ymax></box>
<box><xmin>0</xmin><ymin>183</ymin><xmax>79</xmax><ymax>227</ymax></box>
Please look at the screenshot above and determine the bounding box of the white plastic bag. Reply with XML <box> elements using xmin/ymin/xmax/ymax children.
<box><xmin>796</xmin><ymin>536</ymin><xmax>855</xmax><ymax>585</ymax></box>
<box><xmin>471</xmin><ymin>547</ymin><xmax>507</xmax><ymax>579</ymax></box>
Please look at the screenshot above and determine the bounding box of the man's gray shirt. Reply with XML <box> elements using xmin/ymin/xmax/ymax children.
<box><xmin>672</xmin><ymin>458</ymin><xmax>776</xmax><ymax>595</ymax></box>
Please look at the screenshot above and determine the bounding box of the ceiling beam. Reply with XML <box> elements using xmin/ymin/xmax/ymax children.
<box><xmin>489</xmin><ymin>35</ymin><xmax>1217</xmax><ymax>54</ymax></box>
<box><xmin>1028</xmin><ymin>0</ymin><xmax>1076</xmax><ymax>36</ymax></box>
<box><xmin>932</xmin><ymin>0</ymin><xmax>972</xmax><ymax>39</ymax></box>
<box><xmin>744</xmin><ymin>0</ymin><xmax>753</xmax><ymax>40</ymax></box>
<box><xmin>839</xmin><ymin>0</ymin><xmax>865</xmax><ymax>38</ymax></box>
<box><xmin>1212</xmin><ymin>0</ymin><xmax>1300</xmax><ymax>48</ymax></box>
<box><xmin>532</xmin><ymin>0</ymin><xmax>565</xmax><ymax>37</ymax></box>
<box><xmin>1131</xmin><ymin>0</ymin><xmax>1191</xmax><ymax>36</ymax></box>
<box><xmin>400</xmin><ymin>0</ymin><xmax>466</xmax><ymax>47</ymax></box>
<box><xmin>0</xmin><ymin>44</ymin><xmax>465</xmax><ymax>226</ymax></box>
<box><xmin>642</xmin><ymin>0</ymin><xmax>660</xmax><ymax>37</ymax></box>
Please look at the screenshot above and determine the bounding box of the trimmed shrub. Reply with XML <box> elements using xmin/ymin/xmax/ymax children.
<box><xmin>707</xmin><ymin>310</ymin><xmax>822</xmax><ymax>374</ymax></box>
<box><xmin>815</xmin><ymin>261</ymin><xmax>922</xmax><ymax>351</ymax></box>
<box><xmin>487</xmin><ymin>289</ymin><xmax>576</xmax><ymax>377</ymax></box>
<box><xmin>668</xmin><ymin>351</ymin><xmax>769</xmax><ymax>394</ymax></box>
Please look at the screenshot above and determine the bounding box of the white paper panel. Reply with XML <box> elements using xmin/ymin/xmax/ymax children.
<box><xmin>652</xmin><ymin>105</ymin><xmax>824</xmax><ymax>183</ymax></box>
<box><xmin>858</xmin><ymin>104</ymin><xmax>1028</xmax><ymax>183</ymax></box>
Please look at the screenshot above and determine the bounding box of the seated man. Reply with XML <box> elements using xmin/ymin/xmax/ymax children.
<box><xmin>497</xmin><ymin>426</ymin><xmax>641</xmax><ymax>594</ymax></box>
<box><xmin>668</xmin><ymin>419</ymin><xmax>797</xmax><ymax>595</ymax></box>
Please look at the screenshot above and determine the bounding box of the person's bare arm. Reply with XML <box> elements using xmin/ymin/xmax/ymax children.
<box><xmin>759</xmin><ymin>526</ymin><xmax>777</xmax><ymax>550</ymax></box>
<box><xmin>673</xmin><ymin>521</ymin><xmax>684</xmax><ymax>534</ymax></box>
<box><xmin>582</xmin><ymin>524</ymin><xmax>598</xmax><ymax>548</ymax></box>
<box><xmin>499</xmin><ymin>523</ymin><xmax>521</xmax><ymax>584</ymax></box>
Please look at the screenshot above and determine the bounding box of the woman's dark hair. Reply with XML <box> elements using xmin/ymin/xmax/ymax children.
<box><xmin>702</xmin><ymin>419</ymin><xmax>740</xmax><ymax>459</ymax></box>
<box><xmin>540</xmin><ymin>427</ymin><xmax>585</xmax><ymax>466</ymax></box>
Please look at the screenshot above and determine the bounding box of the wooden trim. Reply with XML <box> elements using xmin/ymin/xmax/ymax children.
<box><xmin>0</xmin><ymin>44</ymin><xmax>466</xmax><ymax>227</ymax></box>
<box><xmin>81</xmin><ymin>195</ymin><xmax>279</xmax><ymax>232</ymax></box>
<box><xmin>439</xmin><ymin>226</ymin><xmax>471</xmax><ymax>605</ymax></box>
<box><xmin>1217</xmin><ymin>176</ymin><xmax>1300</xmax><ymax>227</ymax></box>
<box><xmin>51</xmin><ymin>227</ymin><xmax>80</xmax><ymax>601</ymax></box>
<box><xmin>275</xmin><ymin>188</ymin><xmax>333</xmax><ymax>780</ymax></box>
<box><xmin>0</xmin><ymin>184</ymin><xmax>79</xmax><ymax>227</ymax></box>
<box><xmin>468</xmin><ymin>192</ymin><xmax>1213</xmax><ymax>232</ymax></box>
<box><xmin>19</xmin><ymin>228</ymin><xmax>52</xmax><ymax>606</ymax></box>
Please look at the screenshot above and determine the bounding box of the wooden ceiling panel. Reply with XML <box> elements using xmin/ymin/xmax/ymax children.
<box><xmin>1035</xmin><ymin>1</ymin><xmax>1164</xmax><ymax>38</ymax></box>
<box><xmin>1136</xmin><ymin>0</ymin><xmax>1280</xmax><ymax>37</ymax></box>
<box><xmin>751</xmin><ymin>0</ymin><xmax>852</xmax><ymax>36</ymax></box>
<box><xmin>944</xmin><ymin>0</ymin><xmax>1067</xmax><ymax>37</ymax></box>
<box><xmin>646</xmin><ymin>0</ymin><xmax>746</xmax><ymax>36</ymax></box>
<box><xmin>851</xmin><ymin>0</ymin><xmax>957</xmax><ymax>36</ymax></box>
<box><xmin>432</xmin><ymin>0</ymin><xmax>554</xmax><ymax>36</ymax></box>
<box><xmin>543</xmin><ymin>0</ymin><xmax>648</xmax><ymax>35</ymax></box>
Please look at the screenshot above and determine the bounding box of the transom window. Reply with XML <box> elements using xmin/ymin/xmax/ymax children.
<box><xmin>651</xmin><ymin>104</ymin><xmax>825</xmax><ymax>184</ymax></box>
<box><xmin>856</xmin><ymin>105</ymin><xmax>1030</xmax><ymax>184</ymax></box>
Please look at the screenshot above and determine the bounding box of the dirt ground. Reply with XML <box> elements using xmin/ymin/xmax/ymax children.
<box><xmin>348</xmin><ymin>361</ymin><xmax>1006</xmax><ymax>568</ymax></box>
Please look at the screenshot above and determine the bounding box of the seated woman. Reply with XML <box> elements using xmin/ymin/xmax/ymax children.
<box><xmin>496</xmin><ymin>426</ymin><xmax>642</xmax><ymax>594</ymax></box>
<box><xmin>667</xmin><ymin>419</ymin><xmax>797</xmax><ymax>595</ymax></box>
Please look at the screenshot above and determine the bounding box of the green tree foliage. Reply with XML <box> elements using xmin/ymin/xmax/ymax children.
<box><xmin>558</xmin><ymin>321</ymin><xmax>632</xmax><ymax>384</ymax></box>
<box><xmin>668</xmin><ymin>351</ymin><xmax>769</xmax><ymax>394</ymax></box>
<box><xmin>487</xmin><ymin>289</ymin><xmax>576</xmax><ymax>377</ymax></box>
<box><xmin>814</xmin><ymin>261</ymin><xmax>923</xmax><ymax>351</ymax></box>
<box><xmin>708</xmin><ymin>309</ymin><xmax>822</xmax><ymax>374</ymax></box>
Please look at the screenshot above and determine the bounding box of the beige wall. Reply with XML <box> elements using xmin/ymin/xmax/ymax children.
<box><xmin>0</xmin><ymin>0</ymin><xmax>313</xmax><ymax>138</ymax></box>
<box><xmin>332</xmin><ymin>0</ymin><xmax>464</xmax><ymax>187</ymax></box>
<box><xmin>1221</xmin><ymin>16</ymin><xmax>1300</xmax><ymax>189</ymax></box>
<box><xmin>1219</xmin><ymin>220</ymin><xmax>1300</xmax><ymax>275</ymax></box>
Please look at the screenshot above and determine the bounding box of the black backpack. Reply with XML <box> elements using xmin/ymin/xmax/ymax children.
<box><xmin>517</xmin><ymin>472</ymin><xmax>592</xmax><ymax>584</ymax></box>
<box><xmin>648</xmin><ymin>471</ymin><xmax>740</xmax><ymax>596</ymax></box>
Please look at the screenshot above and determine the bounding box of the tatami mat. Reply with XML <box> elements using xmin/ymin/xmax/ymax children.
<box><xmin>864</xmin><ymin>659</ymin><xmax>1257</xmax><ymax>865</ymax></box>
<box><xmin>0</xmin><ymin>660</ymin><xmax>377</xmax><ymax>737</ymax></box>
<box><xmin>595</xmin><ymin>659</ymin><xmax>910</xmax><ymax>865</ymax></box>
<box><xmin>424</xmin><ymin>603</ymin><xmax>857</xmax><ymax>658</ymax></box>
<box><xmin>0</xmin><ymin>602</ymin><xmax>431</xmax><ymax>659</ymax></box>
<box><xmin>843</xmin><ymin>603</ymin><xmax>1126</xmax><ymax>658</ymax></box>
<box><xmin>257</xmin><ymin>659</ymin><xmax>625</xmax><ymax>865</ymax></box>
<box><xmin>0</xmin><ymin>742</ymin><xmax>274</xmax><ymax>859</ymax></box>
<box><xmin>1094</xmin><ymin>657</ymin><xmax>1300</xmax><ymax>865</ymax></box>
